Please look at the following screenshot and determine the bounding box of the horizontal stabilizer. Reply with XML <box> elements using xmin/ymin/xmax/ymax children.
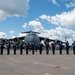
<box><xmin>21</xmin><ymin>30</ymin><xmax>40</xmax><ymax>34</ymax></box>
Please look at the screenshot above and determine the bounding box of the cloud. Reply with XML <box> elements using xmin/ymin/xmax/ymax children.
<box><xmin>11</xmin><ymin>35</ymin><xmax>16</xmax><ymax>38</ymax></box>
<box><xmin>9</xmin><ymin>30</ymin><xmax>14</xmax><ymax>34</ymax></box>
<box><xmin>39</xmin><ymin>8</ymin><xmax>75</xmax><ymax>28</ymax></box>
<box><xmin>19</xmin><ymin>33</ymin><xmax>26</xmax><ymax>37</ymax></box>
<box><xmin>22</xmin><ymin>23</ymin><xmax>27</xmax><ymax>29</ymax></box>
<box><xmin>47</xmin><ymin>0</ymin><xmax>59</xmax><ymax>6</ymax></box>
<box><xmin>39</xmin><ymin>27</ymin><xmax>75</xmax><ymax>45</ymax></box>
<box><xmin>66</xmin><ymin>2</ymin><xmax>75</xmax><ymax>8</ymax></box>
<box><xmin>39</xmin><ymin>14</ymin><xmax>51</xmax><ymax>22</ymax></box>
<box><xmin>0</xmin><ymin>0</ymin><xmax>29</xmax><ymax>20</ymax></box>
<box><xmin>52</xmin><ymin>0</ymin><xmax>60</xmax><ymax>6</ymax></box>
<box><xmin>0</xmin><ymin>32</ymin><xmax>7</xmax><ymax>38</ymax></box>
<box><xmin>62</xmin><ymin>0</ymin><xmax>75</xmax><ymax>2</ymax></box>
<box><xmin>55</xmin><ymin>27</ymin><xmax>75</xmax><ymax>45</ymax></box>
<box><xmin>28</xmin><ymin>20</ymin><xmax>44</xmax><ymax>32</ymax></box>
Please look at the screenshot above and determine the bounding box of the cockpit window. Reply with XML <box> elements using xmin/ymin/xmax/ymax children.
<box><xmin>29</xmin><ymin>33</ymin><xmax>36</xmax><ymax>36</ymax></box>
<box><xmin>32</xmin><ymin>34</ymin><xmax>36</xmax><ymax>36</ymax></box>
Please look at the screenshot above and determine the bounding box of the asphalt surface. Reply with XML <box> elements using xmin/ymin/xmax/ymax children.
<box><xmin>0</xmin><ymin>49</ymin><xmax>75</xmax><ymax>75</ymax></box>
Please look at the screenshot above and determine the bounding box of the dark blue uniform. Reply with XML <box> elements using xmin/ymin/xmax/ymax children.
<box><xmin>31</xmin><ymin>42</ymin><xmax>35</xmax><ymax>55</ymax></box>
<box><xmin>13</xmin><ymin>42</ymin><xmax>17</xmax><ymax>55</ymax></box>
<box><xmin>0</xmin><ymin>41</ymin><xmax>4</xmax><ymax>55</ymax></box>
<box><xmin>29</xmin><ymin>43</ymin><xmax>32</xmax><ymax>51</ymax></box>
<box><xmin>72</xmin><ymin>41</ymin><xmax>75</xmax><ymax>55</ymax></box>
<box><xmin>7</xmin><ymin>41</ymin><xmax>11</xmax><ymax>55</ymax></box>
<box><xmin>66</xmin><ymin>41</ymin><xmax>69</xmax><ymax>55</ymax></box>
<box><xmin>45</xmin><ymin>42</ymin><xmax>49</xmax><ymax>54</ymax></box>
<box><xmin>59</xmin><ymin>42</ymin><xmax>62</xmax><ymax>55</ymax></box>
<box><xmin>51</xmin><ymin>43</ymin><xmax>55</xmax><ymax>54</ymax></box>
<box><xmin>25</xmin><ymin>43</ymin><xmax>29</xmax><ymax>54</ymax></box>
<box><xmin>38</xmin><ymin>42</ymin><xmax>43</xmax><ymax>54</ymax></box>
<box><xmin>0</xmin><ymin>41</ymin><xmax>2</xmax><ymax>54</ymax></box>
<box><xmin>35</xmin><ymin>44</ymin><xmax>38</xmax><ymax>52</ymax></box>
<box><xmin>20</xmin><ymin>41</ymin><xmax>23</xmax><ymax>55</ymax></box>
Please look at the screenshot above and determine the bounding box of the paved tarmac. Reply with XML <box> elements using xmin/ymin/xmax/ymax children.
<box><xmin>0</xmin><ymin>49</ymin><xmax>75</xmax><ymax>75</ymax></box>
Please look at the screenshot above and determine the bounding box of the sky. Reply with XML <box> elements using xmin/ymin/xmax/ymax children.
<box><xmin>0</xmin><ymin>0</ymin><xmax>75</xmax><ymax>45</ymax></box>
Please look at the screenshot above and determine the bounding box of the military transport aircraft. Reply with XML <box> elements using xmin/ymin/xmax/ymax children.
<box><xmin>9</xmin><ymin>30</ymin><xmax>61</xmax><ymax>44</ymax></box>
<box><xmin>21</xmin><ymin>30</ymin><xmax>41</xmax><ymax>44</ymax></box>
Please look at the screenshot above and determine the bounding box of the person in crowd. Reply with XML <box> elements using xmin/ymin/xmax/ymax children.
<box><xmin>31</xmin><ymin>41</ymin><xmax>35</xmax><ymax>55</ymax></box>
<box><xmin>13</xmin><ymin>38</ymin><xmax>17</xmax><ymax>55</ymax></box>
<box><xmin>45</xmin><ymin>41</ymin><xmax>49</xmax><ymax>54</ymax></box>
<box><xmin>29</xmin><ymin>43</ymin><xmax>32</xmax><ymax>51</ymax></box>
<box><xmin>7</xmin><ymin>40</ymin><xmax>11</xmax><ymax>55</ymax></box>
<box><xmin>35</xmin><ymin>44</ymin><xmax>38</xmax><ymax>52</ymax></box>
<box><xmin>19</xmin><ymin>40</ymin><xmax>23</xmax><ymax>55</ymax></box>
<box><xmin>65</xmin><ymin>41</ymin><xmax>69</xmax><ymax>55</ymax></box>
<box><xmin>51</xmin><ymin>42</ymin><xmax>55</xmax><ymax>55</ymax></box>
<box><xmin>0</xmin><ymin>40</ymin><xmax>4</xmax><ymax>55</ymax></box>
<box><xmin>38</xmin><ymin>42</ymin><xmax>43</xmax><ymax>54</ymax></box>
<box><xmin>25</xmin><ymin>41</ymin><xmax>29</xmax><ymax>54</ymax></box>
<box><xmin>59</xmin><ymin>41</ymin><xmax>62</xmax><ymax>55</ymax></box>
<box><xmin>72</xmin><ymin>41</ymin><xmax>75</xmax><ymax>55</ymax></box>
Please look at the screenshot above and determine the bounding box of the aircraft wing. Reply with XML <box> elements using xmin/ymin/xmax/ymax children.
<box><xmin>9</xmin><ymin>36</ymin><xmax>47</xmax><ymax>41</ymax></box>
<box><xmin>9</xmin><ymin>36</ymin><xmax>25</xmax><ymax>41</ymax></box>
<box><xmin>8</xmin><ymin>36</ymin><xmax>65</xmax><ymax>44</ymax></box>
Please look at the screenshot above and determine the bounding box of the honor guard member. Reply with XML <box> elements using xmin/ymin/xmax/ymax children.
<box><xmin>38</xmin><ymin>42</ymin><xmax>43</xmax><ymax>54</ymax></box>
<box><xmin>51</xmin><ymin>42</ymin><xmax>55</xmax><ymax>54</ymax></box>
<box><xmin>72</xmin><ymin>41</ymin><xmax>75</xmax><ymax>55</ymax></box>
<box><xmin>45</xmin><ymin>42</ymin><xmax>49</xmax><ymax>54</ymax></box>
<box><xmin>59</xmin><ymin>41</ymin><xmax>62</xmax><ymax>55</ymax></box>
<box><xmin>35</xmin><ymin>44</ymin><xmax>38</xmax><ymax>52</ymax></box>
<box><xmin>31</xmin><ymin>42</ymin><xmax>35</xmax><ymax>55</ymax></box>
<box><xmin>13</xmin><ymin>38</ymin><xmax>17</xmax><ymax>55</ymax></box>
<box><xmin>0</xmin><ymin>40</ymin><xmax>4</xmax><ymax>55</ymax></box>
<box><xmin>66</xmin><ymin>41</ymin><xmax>69</xmax><ymax>55</ymax></box>
<box><xmin>0</xmin><ymin>40</ymin><xmax>1</xmax><ymax>54</ymax></box>
<box><xmin>25</xmin><ymin>41</ymin><xmax>29</xmax><ymax>54</ymax></box>
<box><xmin>7</xmin><ymin>40</ymin><xmax>11</xmax><ymax>55</ymax></box>
<box><xmin>20</xmin><ymin>40</ymin><xmax>23</xmax><ymax>55</ymax></box>
<box><xmin>0</xmin><ymin>40</ymin><xmax>2</xmax><ymax>55</ymax></box>
<box><xmin>29</xmin><ymin>43</ymin><xmax>32</xmax><ymax>51</ymax></box>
